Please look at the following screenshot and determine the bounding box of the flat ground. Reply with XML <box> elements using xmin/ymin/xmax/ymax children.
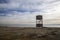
<box><xmin>0</xmin><ymin>27</ymin><xmax>60</xmax><ymax>40</ymax></box>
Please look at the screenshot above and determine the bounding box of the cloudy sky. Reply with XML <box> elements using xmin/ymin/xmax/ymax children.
<box><xmin>0</xmin><ymin>0</ymin><xmax>60</xmax><ymax>25</ymax></box>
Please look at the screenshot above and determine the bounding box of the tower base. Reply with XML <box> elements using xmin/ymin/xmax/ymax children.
<box><xmin>36</xmin><ymin>24</ymin><xmax>43</xmax><ymax>27</ymax></box>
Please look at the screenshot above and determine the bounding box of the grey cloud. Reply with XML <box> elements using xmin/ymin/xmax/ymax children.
<box><xmin>0</xmin><ymin>0</ymin><xmax>9</xmax><ymax>3</ymax></box>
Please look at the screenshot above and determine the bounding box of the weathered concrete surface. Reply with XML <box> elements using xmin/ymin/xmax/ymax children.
<box><xmin>0</xmin><ymin>27</ymin><xmax>60</xmax><ymax>40</ymax></box>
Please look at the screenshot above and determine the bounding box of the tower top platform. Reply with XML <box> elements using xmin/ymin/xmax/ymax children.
<box><xmin>36</xmin><ymin>15</ymin><xmax>42</xmax><ymax>20</ymax></box>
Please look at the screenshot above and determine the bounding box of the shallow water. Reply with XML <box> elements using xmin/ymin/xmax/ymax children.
<box><xmin>0</xmin><ymin>24</ymin><xmax>60</xmax><ymax>27</ymax></box>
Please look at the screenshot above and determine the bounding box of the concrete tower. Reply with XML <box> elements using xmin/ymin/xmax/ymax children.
<box><xmin>36</xmin><ymin>15</ymin><xmax>43</xmax><ymax>27</ymax></box>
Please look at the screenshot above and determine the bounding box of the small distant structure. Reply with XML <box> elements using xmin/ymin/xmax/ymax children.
<box><xmin>36</xmin><ymin>15</ymin><xmax>43</xmax><ymax>27</ymax></box>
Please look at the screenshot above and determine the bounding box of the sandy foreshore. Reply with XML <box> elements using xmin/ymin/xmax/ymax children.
<box><xmin>0</xmin><ymin>27</ymin><xmax>60</xmax><ymax>40</ymax></box>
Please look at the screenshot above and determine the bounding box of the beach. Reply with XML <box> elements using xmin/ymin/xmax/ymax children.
<box><xmin>0</xmin><ymin>27</ymin><xmax>60</xmax><ymax>40</ymax></box>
